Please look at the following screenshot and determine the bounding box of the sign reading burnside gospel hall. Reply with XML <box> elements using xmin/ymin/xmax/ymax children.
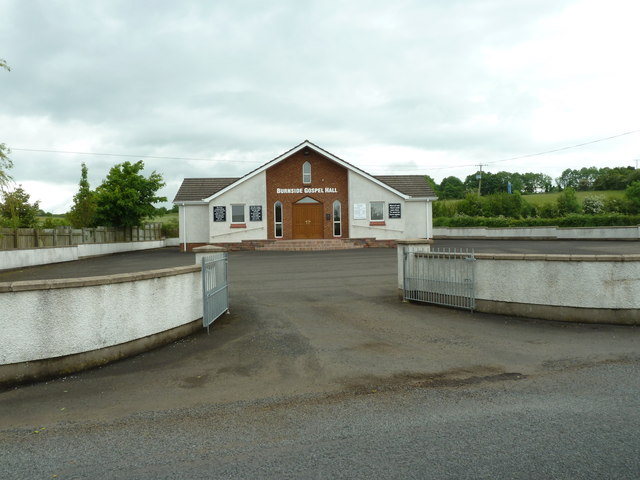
<box><xmin>276</xmin><ymin>187</ymin><xmax>338</xmax><ymax>194</ymax></box>
<box><xmin>213</xmin><ymin>206</ymin><xmax>226</xmax><ymax>222</ymax></box>
<box><xmin>388</xmin><ymin>203</ymin><xmax>401</xmax><ymax>218</ymax></box>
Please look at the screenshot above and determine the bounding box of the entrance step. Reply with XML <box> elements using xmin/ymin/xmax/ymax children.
<box><xmin>208</xmin><ymin>238</ymin><xmax>397</xmax><ymax>251</ymax></box>
<box><xmin>256</xmin><ymin>239</ymin><xmax>362</xmax><ymax>251</ymax></box>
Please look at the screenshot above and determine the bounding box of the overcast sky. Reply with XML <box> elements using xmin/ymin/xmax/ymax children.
<box><xmin>2</xmin><ymin>0</ymin><xmax>639</xmax><ymax>213</ymax></box>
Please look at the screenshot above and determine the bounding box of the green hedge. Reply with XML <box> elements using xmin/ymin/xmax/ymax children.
<box><xmin>434</xmin><ymin>214</ymin><xmax>640</xmax><ymax>228</ymax></box>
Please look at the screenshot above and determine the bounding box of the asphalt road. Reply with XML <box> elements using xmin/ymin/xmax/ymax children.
<box><xmin>2</xmin><ymin>362</ymin><xmax>638</xmax><ymax>479</ymax></box>
<box><xmin>1</xmin><ymin>242</ymin><xmax>639</xmax><ymax>478</ymax></box>
<box><xmin>0</xmin><ymin>239</ymin><xmax>638</xmax><ymax>281</ymax></box>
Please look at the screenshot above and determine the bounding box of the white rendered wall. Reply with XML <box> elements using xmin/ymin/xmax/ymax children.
<box><xmin>433</xmin><ymin>226</ymin><xmax>640</xmax><ymax>240</ymax></box>
<box><xmin>0</xmin><ymin>267</ymin><xmax>202</xmax><ymax>365</ymax></box>
<box><xmin>180</xmin><ymin>204</ymin><xmax>209</xmax><ymax>244</ymax></box>
<box><xmin>398</xmin><ymin>249</ymin><xmax>640</xmax><ymax>323</ymax></box>
<box><xmin>474</xmin><ymin>256</ymin><xmax>640</xmax><ymax>309</ymax></box>
<box><xmin>0</xmin><ymin>247</ymin><xmax>78</xmax><ymax>270</ymax></box>
<box><xmin>77</xmin><ymin>240</ymin><xmax>165</xmax><ymax>257</ymax></box>
<box><xmin>208</xmin><ymin>172</ymin><xmax>267</xmax><ymax>243</ymax></box>
<box><xmin>1</xmin><ymin>240</ymin><xmax>167</xmax><ymax>271</ymax></box>
<box><xmin>349</xmin><ymin>173</ymin><xmax>411</xmax><ymax>239</ymax></box>
<box><xmin>403</xmin><ymin>201</ymin><xmax>431</xmax><ymax>238</ymax></box>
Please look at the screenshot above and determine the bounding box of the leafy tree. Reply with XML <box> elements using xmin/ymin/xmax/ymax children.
<box><xmin>0</xmin><ymin>143</ymin><xmax>12</xmax><ymax>191</ymax></box>
<box><xmin>0</xmin><ymin>185</ymin><xmax>40</xmax><ymax>228</ymax></box>
<box><xmin>464</xmin><ymin>170</ymin><xmax>482</xmax><ymax>193</ymax></box>
<box><xmin>439</xmin><ymin>176</ymin><xmax>465</xmax><ymax>199</ymax></box>
<box><xmin>41</xmin><ymin>216</ymin><xmax>71</xmax><ymax>228</ymax></box>
<box><xmin>0</xmin><ymin>61</ymin><xmax>11</xmax><ymax>190</ymax></box>
<box><xmin>483</xmin><ymin>192</ymin><xmax>527</xmax><ymax>218</ymax></box>
<box><xmin>603</xmin><ymin>197</ymin><xmax>629</xmax><ymax>214</ymax></box>
<box><xmin>154</xmin><ymin>206</ymin><xmax>169</xmax><ymax>216</ymax></box>
<box><xmin>424</xmin><ymin>175</ymin><xmax>439</xmax><ymax>196</ymax></box>
<box><xmin>556</xmin><ymin>187</ymin><xmax>581</xmax><ymax>215</ymax></box>
<box><xmin>627</xmin><ymin>168</ymin><xmax>640</xmax><ymax>185</ymax></box>
<box><xmin>538</xmin><ymin>202</ymin><xmax>559</xmax><ymax>218</ymax></box>
<box><xmin>556</xmin><ymin>167</ymin><xmax>599</xmax><ymax>191</ymax></box>
<box><xmin>66</xmin><ymin>162</ymin><xmax>97</xmax><ymax>228</ymax></box>
<box><xmin>464</xmin><ymin>170</ymin><xmax>525</xmax><ymax>196</ymax></box>
<box><xmin>593</xmin><ymin>167</ymin><xmax>631</xmax><ymax>190</ymax></box>
<box><xmin>457</xmin><ymin>193</ymin><xmax>483</xmax><ymax>216</ymax></box>
<box><xmin>95</xmin><ymin>160</ymin><xmax>166</xmax><ymax>227</ymax></box>
<box><xmin>432</xmin><ymin>200</ymin><xmax>457</xmax><ymax>217</ymax></box>
<box><xmin>625</xmin><ymin>181</ymin><xmax>640</xmax><ymax>214</ymax></box>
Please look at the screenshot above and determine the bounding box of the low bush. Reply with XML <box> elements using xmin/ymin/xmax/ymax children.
<box><xmin>434</xmin><ymin>214</ymin><xmax>640</xmax><ymax>228</ymax></box>
<box><xmin>161</xmin><ymin>217</ymin><xmax>179</xmax><ymax>238</ymax></box>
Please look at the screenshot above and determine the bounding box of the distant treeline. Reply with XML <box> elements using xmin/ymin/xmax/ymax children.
<box><xmin>432</xmin><ymin>166</ymin><xmax>640</xmax><ymax>199</ymax></box>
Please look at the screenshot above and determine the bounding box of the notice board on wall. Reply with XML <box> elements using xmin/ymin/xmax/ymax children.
<box><xmin>249</xmin><ymin>205</ymin><xmax>262</xmax><ymax>221</ymax></box>
<box><xmin>388</xmin><ymin>203</ymin><xmax>401</xmax><ymax>219</ymax></box>
<box><xmin>213</xmin><ymin>206</ymin><xmax>226</xmax><ymax>222</ymax></box>
<box><xmin>353</xmin><ymin>203</ymin><xmax>367</xmax><ymax>220</ymax></box>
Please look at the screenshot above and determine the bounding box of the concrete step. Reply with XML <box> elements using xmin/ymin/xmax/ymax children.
<box><xmin>256</xmin><ymin>239</ymin><xmax>362</xmax><ymax>251</ymax></box>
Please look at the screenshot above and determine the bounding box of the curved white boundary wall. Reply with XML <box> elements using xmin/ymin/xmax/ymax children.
<box><xmin>433</xmin><ymin>225</ymin><xmax>640</xmax><ymax>240</ymax></box>
<box><xmin>0</xmin><ymin>240</ymin><xmax>167</xmax><ymax>271</ymax></box>
<box><xmin>0</xmin><ymin>266</ymin><xmax>202</xmax><ymax>365</ymax></box>
<box><xmin>397</xmin><ymin>240</ymin><xmax>640</xmax><ymax>325</ymax></box>
<box><xmin>473</xmin><ymin>253</ymin><xmax>640</xmax><ymax>324</ymax></box>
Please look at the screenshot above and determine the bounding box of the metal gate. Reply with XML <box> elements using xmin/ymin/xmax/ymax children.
<box><xmin>201</xmin><ymin>252</ymin><xmax>229</xmax><ymax>331</ymax></box>
<box><xmin>403</xmin><ymin>248</ymin><xmax>476</xmax><ymax>311</ymax></box>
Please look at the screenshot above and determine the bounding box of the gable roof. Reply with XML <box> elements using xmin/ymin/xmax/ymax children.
<box><xmin>373</xmin><ymin>175</ymin><xmax>436</xmax><ymax>198</ymax></box>
<box><xmin>173</xmin><ymin>178</ymin><xmax>239</xmax><ymax>202</ymax></box>
<box><xmin>173</xmin><ymin>141</ymin><xmax>438</xmax><ymax>203</ymax></box>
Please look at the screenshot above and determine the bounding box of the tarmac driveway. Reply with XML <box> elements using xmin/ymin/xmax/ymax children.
<box><xmin>1</xmin><ymin>248</ymin><xmax>639</xmax><ymax>428</ymax></box>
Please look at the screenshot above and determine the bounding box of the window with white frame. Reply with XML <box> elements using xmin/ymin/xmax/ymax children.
<box><xmin>370</xmin><ymin>201</ymin><xmax>384</xmax><ymax>221</ymax></box>
<box><xmin>302</xmin><ymin>161</ymin><xmax>311</xmax><ymax>184</ymax></box>
<box><xmin>231</xmin><ymin>204</ymin><xmax>245</xmax><ymax>223</ymax></box>
<box><xmin>274</xmin><ymin>201</ymin><xmax>283</xmax><ymax>237</ymax></box>
<box><xmin>333</xmin><ymin>200</ymin><xmax>341</xmax><ymax>237</ymax></box>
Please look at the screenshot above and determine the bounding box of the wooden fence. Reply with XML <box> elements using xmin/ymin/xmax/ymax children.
<box><xmin>0</xmin><ymin>223</ymin><xmax>163</xmax><ymax>250</ymax></box>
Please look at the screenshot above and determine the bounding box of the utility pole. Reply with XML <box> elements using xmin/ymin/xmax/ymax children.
<box><xmin>476</xmin><ymin>164</ymin><xmax>486</xmax><ymax>196</ymax></box>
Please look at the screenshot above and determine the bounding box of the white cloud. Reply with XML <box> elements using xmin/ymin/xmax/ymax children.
<box><xmin>1</xmin><ymin>0</ymin><xmax>639</xmax><ymax>212</ymax></box>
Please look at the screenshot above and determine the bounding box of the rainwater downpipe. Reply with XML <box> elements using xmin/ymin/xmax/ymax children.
<box><xmin>181</xmin><ymin>202</ymin><xmax>187</xmax><ymax>251</ymax></box>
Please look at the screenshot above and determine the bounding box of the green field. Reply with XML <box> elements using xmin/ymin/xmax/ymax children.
<box><xmin>147</xmin><ymin>212</ymin><xmax>179</xmax><ymax>224</ymax></box>
<box><xmin>437</xmin><ymin>190</ymin><xmax>625</xmax><ymax>207</ymax></box>
<box><xmin>521</xmin><ymin>190</ymin><xmax>624</xmax><ymax>206</ymax></box>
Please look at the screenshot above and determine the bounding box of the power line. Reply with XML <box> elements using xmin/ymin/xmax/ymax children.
<box><xmin>11</xmin><ymin>128</ymin><xmax>640</xmax><ymax>171</ymax></box>
<box><xmin>10</xmin><ymin>148</ymin><xmax>258</xmax><ymax>164</ymax></box>
<box><xmin>483</xmin><ymin>129</ymin><xmax>640</xmax><ymax>166</ymax></box>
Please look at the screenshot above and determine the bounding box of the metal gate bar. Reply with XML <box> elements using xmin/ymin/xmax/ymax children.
<box><xmin>403</xmin><ymin>248</ymin><xmax>475</xmax><ymax>311</ymax></box>
<box><xmin>202</xmin><ymin>252</ymin><xmax>229</xmax><ymax>331</ymax></box>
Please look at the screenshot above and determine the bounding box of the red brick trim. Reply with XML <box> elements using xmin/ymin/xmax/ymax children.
<box><xmin>369</xmin><ymin>221</ymin><xmax>386</xmax><ymax>226</ymax></box>
<box><xmin>230</xmin><ymin>223</ymin><xmax>247</xmax><ymax>228</ymax></box>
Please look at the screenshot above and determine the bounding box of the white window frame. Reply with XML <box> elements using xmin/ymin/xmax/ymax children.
<box><xmin>274</xmin><ymin>201</ymin><xmax>283</xmax><ymax>238</ymax></box>
<box><xmin>333</xmin><ymin>200</ymin><xmax>341</xmax><ymax>237</ymax></box>
<box><xmin>302</xmin><ymin>161</ymin><xmax>311</xmax><ymax>184</ymax></box>
<box><xmin>370</xmin><ymin>201</ymin><xmax>384</xmax><ymax>221</ymax></box>
<box><xmin>231</xmin><ymin>204</ymin><xmax>245</xmax><ymax>223</ymax></box>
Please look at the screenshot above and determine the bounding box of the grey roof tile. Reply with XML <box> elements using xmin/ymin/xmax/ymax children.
<box><xmin>374</xmin><ymin>175</ymin><xmax>437</xmax><ymax>198</ymax></box>
<box><xmin>173</xmin><ymin>178</ymin><xmax>239</xmax><ymax>202</ymax></box>
<box><xmin>173</xmin><ymin>143</ymin><xmax>437</xmax><ymax>202</ymax></box>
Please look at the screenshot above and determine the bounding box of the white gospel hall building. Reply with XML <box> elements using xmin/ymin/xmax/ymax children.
<box><xmin>173</xmin><ymin>141</ymin><xmax>437</xmax><ymax>250</ymax></box>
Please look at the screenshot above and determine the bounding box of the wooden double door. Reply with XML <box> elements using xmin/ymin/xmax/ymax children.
<box><xmin>292</xmin><ymin>203</ymin><xmax>324</xmax><ymax>239</ymax></box>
